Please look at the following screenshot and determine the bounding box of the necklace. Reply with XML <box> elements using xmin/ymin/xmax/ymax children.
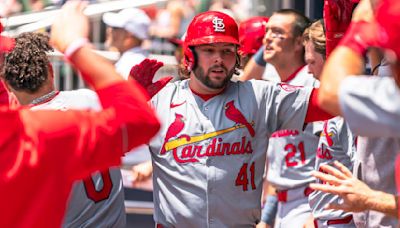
<box><xmin>30</xmin><ymin>90</ymin><xmax>59</xmax><ymax>105</ymax></box>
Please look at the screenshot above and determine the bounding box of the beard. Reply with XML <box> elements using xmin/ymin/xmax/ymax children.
<box><xmin>193</xmin><ymin>64</ymin><xmax>236</xmax><ymax>89</ymax></box>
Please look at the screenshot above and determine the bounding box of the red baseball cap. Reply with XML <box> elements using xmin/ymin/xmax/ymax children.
<box><xmin>0</xmin><ymin>21</ymin><xmax>15</xmax><ymax>53</ymax></box>
<box><xmin>375</xmin><ymin>0</ymin><xmax>400</xmax><ymax>59</ymax></box>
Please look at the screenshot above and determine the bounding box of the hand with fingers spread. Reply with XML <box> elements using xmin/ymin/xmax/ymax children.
<box><xmin>129</xmin><ymin>59</ymin><xmax>173</xmax><ymax>99</ymax></box>
<box><xmin>310</xmin><ymin>161</ymin><xmax>398</xmax><ymax>216</ymax></box>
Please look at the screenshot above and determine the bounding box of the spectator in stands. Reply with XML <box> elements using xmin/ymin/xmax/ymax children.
<box><xmin>149</xmin><ymin>0</ymin><xmax>195</xmax><ymax>55</ymax></box>
<box><xmin>102</xmin><ymin>8</ymin><xmax>151</xmax><ymax>78</ymax></box>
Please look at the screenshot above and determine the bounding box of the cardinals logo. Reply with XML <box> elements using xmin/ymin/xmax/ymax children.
<box><xmin>224</xmin><ymin>100</ymin><xmax>255</xmax><ymax>137</ymax></box>
<box><xmin>161</xmin><ymin>113</ymin><xmax>187</xmax><ymax>154</ymax></box>
<box><xmin>321</xmin><ymin>120</ymin><xmax>334</xmax><ymax>147</ymax></box>
<box><xmin>278</xmin><ymin>83</ymin><xmax>302</xmax><ymax>92</ymax></box>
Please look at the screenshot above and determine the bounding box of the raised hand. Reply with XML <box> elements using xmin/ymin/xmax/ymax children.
<box><xmin>50</xmin><ymin>1</ymin><xmax>89</xmax><ymax>53</ymax></box>
<box><xmin>324</xmin><ymin>0</ymin><xmax>357</xmax><ymax>57</ymax></box>
<box><xmin>129</xmin><ymin>59</ymin><xmax>173</xmax><ymax>98</ymax></box>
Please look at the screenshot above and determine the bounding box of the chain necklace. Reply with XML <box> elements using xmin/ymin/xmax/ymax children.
<box><xmin>30</xmin><ymin>90</ymin><xmax>59</xmax><ymax>105</ymax></box>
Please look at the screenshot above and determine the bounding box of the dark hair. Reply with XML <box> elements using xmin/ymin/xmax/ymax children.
<box><xmin>2</xmin><ymin>32</ymin><xmax>53</xmax><ymax>93</ymax></box>
<box><xmin>274</xmin><ymin>9</ymin><xmax>311</xmax><ymax>38</ymax></box>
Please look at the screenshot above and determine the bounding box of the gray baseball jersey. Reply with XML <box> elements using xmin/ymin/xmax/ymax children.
<box><xmin>352</xmin><ymin>137</ymin><xmax>400</xmax><ymax>228</ymax></box>
<box><xmin>148</xmin><ymin>79</ymin><xmax>313</xmax><ymax>227</ymax></box>
<box><xmin>339</xmin><ymin>76</ymin><xmax>400</xmax><ymax>137</ymax></box>
<box><xmin>267</xmin><ymin>68</ymin><xmax>321</xmax><ymax>189</ymax></box>
<box><xmin>308</xmin><ymin>117</ymin><xmax>356</xmax><ymax>222</ymax></box>
<box><xmin>31</xmin><ymin>89</ymin><xmax>126</xmax><ymax>228</ymax></box>
<box><xmin>339</xmin><ymin>73</ymin><xmax>400</xmax><ymax>227</ymax></box>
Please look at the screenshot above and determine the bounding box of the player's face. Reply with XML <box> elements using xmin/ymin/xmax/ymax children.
<box><xmin>105</xmin><ymin>27</ymin><xmax>127</xmax><ymax>52</ymax></box>
<box><xmin>305</xmin><ymin>41</ymin><xmax>325</xmax><ymax>79</ymax></box>
<box><xmin>191</xmin><ymin>43</ymin><xmax>237</xmax><ymax>91</ymax></box>
<box><xmin>263</xmin><ymin>14</ymin><xmax>299</xmax><ymax>66</ymax></box>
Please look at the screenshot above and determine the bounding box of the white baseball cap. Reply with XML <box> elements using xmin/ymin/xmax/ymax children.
<box><xmin>103</xmin><ymin>8</ymin><xmax>151</xmax><ymax>40</ymax></box>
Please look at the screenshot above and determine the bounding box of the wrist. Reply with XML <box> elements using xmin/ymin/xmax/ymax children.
<box><xmin>338</xmin><ymin>21</ymin><xmax>372</xmax><ymax>56</ymax></box>
<box><xmin>254</xmin><ymin>46</ymin><xmax>267</xmax><ymax>66</ymax></box>
<box><xmin>64</xmin><ymin>37</ymin><xmax>90</xmax><ymax>60</ymax></box>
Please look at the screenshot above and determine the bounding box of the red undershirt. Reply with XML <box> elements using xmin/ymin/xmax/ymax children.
<box><xmin>190</xmin><ymin>87</ymin><xmax>225</xmax><ymax>101</ymax></box>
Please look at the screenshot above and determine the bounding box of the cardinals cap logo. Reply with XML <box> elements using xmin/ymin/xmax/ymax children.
<box><xmin>212</xmin><ymin>17</ymin><xmax>225</xmax><ymax>32</ymax></box>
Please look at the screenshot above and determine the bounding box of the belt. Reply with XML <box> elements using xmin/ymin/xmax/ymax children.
<box><xmin>313</xmin><ymin>215</ymin><xmax>353</xmax><ymax>228</ymax></box>
<box><xmin>276</xmin><ymin>186</ymin><xmax>314</xmax><ymax>202</ymax></box>
<box><xmin>156</xmin><ymin>224</ymin><xmax>164</xmax><ymax>228</ymax></box>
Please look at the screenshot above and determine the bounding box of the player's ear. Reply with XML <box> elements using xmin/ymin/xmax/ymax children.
<box><xmin>294</xmin><ymin>35</ymin><xmax>304</xmax><ymax>52</ymax></box>
<box><xmin>48</xmin><ymin>63</ymin><xmax>54</xmax><ymax>79</ymax></box>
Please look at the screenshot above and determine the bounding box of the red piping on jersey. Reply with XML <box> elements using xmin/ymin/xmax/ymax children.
<box><xmin>396</xmin><ymin>155</ymin><xmax>400</xmax><ymax>219</ymax></box>
<box><xmin>270</xmin><ymin>129</ymin><xmax>299</xmax><ymax>138</ymax></box>
<box><xmin>327</xmin><ymin>215</ymin><xmax>353</xmax><ymax>225</ymax></box>
<box><xmin>282</xmin><ymin>65</ymin><xmax>306</xmax><ymax>83</ymax></box>
<box><xmin>305</xmin><ymin>89</ymin><xmax>334</xmax><ymax>123</ymax></box>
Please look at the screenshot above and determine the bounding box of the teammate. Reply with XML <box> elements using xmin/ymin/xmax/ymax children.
<box><xmin>102</xmin><ymin>7</ymin><xmax>151</xmax><ymax>78</ymax></box>
<box><xmin>2</xmin><ymin>32</ymin><xmax>126</xmax><ymax>227</ymax></box>
<box><xmin>130</xmin><ymin>11</ymin><xmax>332</xmax><ymax>227</ymax></box>
<box><xmin>0</xmin><ymin>2</ymin><xmax>160</xmax><ymax>227</ymax></box>
<box><xmin>237</xmin><ymin>10</ymin><xmax>321</xmax><ymax>228</ymax></box>
<box><xmin>303</xmin><ymin>17</ymin><xmax>356</xmax><ymax>227</ymax></box>
<box><xmin>237</xmin><ymin>16</ymin><xmax>269</xmax><ymax>67</ymax></box>
<box><xmin>240</xmin><ymin>9</ymin><xmax>313</xmax><ymax>84</ymax></box>
<box><xmin>313</xmin><ymin>0</ymin><xmax>400</xmax><ymax>226</ymax></box>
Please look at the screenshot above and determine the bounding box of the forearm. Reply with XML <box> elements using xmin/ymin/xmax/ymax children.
<box><xmin>96</xmin><ymin>82</ymin><xmax>160</xmax><ymax>152</ymax></box>
<box><xmin>367</xmin><ymin>190</ymin><xmax>398</xmax><ymax>218</ymax></box>
<box><xmin>318</xmin><ymin>47</ymin><xmax>364</xmax><ymax>116</ymax></box>
<box><xmin>241</xmin><ymin>47</ymin><xmax>266</xmax><ymax>81</ymax></box>
<box><xmin>240</xmin><ymin>59</ymin><xmax>265</xmax><ymax>81</ymax></box>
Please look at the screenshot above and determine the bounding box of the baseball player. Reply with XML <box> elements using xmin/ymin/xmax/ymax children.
<box><xmin>309</xmin><ymin>117</ymin><xmax>356</xmax><ymax>227</ymax></box>
<box><xmin>302</xmin><ymin>3</ymin><xmax>358</xmax><ymax>227</ymax></box>
<box><xmin>239</xmin><ymin>10</ymin><xmax>321</xmax><ymax>228</ymax></box>
<box><xmin>238</xmin><ymin>16</ymin><xmax>269</xmax><ymax>67</ymax></box>
<box><xmin>2</xmin><ymin>32</ymin><xmax>126</xmax><ymax>227</ymax></box>
<box><xmin>129</xmin><ymin>11</ymin><xmax>332</xmax><ymax>227</ymax></box>
<box><xmin>0</xmin><ymin>2</ymin><xmax>160</xmax><ymax>227</ymax></box>
<box><xmin>315</xmin><ymin>0</ymin><xmax>400</xmax><ymax>226</ymax></box>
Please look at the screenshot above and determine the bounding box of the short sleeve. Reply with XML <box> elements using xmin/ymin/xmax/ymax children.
<box><xmin>339</xmin><ymin>76</ymin><xmax>400</xmax><ymax>137</ymax></box>
<box><xmin>266</xmin><ymin>83</ymin><xmax>313</xmax><ymax>133</ymax></box>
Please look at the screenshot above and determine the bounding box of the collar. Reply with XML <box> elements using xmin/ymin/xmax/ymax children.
<box><xmin>189</xmin><ymin>84</ymin><xmax>225</xmax><ymax>101</ymax></box>
<box><xmin>282</xmin><ymin>65</ymin><xmax>306</xmax><ymax>83</ymax></box>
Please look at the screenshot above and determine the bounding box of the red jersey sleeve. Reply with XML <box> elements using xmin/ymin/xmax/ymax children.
<box><xmin>305</xmin><ymin>88</ymin><xmax>334</xmax><ymax>122</ymax></box>
<box><xmin>20</xmin><ymin>81</ymin><xmax>160</xmax><ymax>181</ymax></box>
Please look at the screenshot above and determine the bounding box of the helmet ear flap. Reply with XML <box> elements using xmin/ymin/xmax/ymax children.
<box><xmin>184</xmin><ymin>46</ymin><xmax>196</xmax><ymax>72</ymax></box>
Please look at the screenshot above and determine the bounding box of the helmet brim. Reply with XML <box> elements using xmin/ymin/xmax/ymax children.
<box><xmin>187</xmin><ymin>35</ymin><xmax>239</xmax><ymax>46</ymax></box>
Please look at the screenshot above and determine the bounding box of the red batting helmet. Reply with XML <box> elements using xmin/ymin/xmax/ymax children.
<box><xmin>183</xmin><ymin>11</ymin><xmax>239</xmax><ymax>70</ymax></box>
<box><xmin>0</xmin><ymin>21</ymin><xmax>15</xmax><ymax>53</ymax></box>
<box><xmin>375</xmin><ymin>0</ymin><xmax>400</xmax><ymax>60</ymax></box>
<box><xmin>238</xmin><ymin>16</ymin><xmax>269</xmax><ymax>56</ymax></box>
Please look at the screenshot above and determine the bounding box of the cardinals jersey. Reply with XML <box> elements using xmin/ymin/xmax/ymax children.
<box><xmin>266</xmin><ymin>67</ymin><xmax>322</xmax><ymax>190</ymax></box>
<box><xmin>148</xmin><ymin>79</ymin><xmax>313</xmax><ymax>227</ymax></box>
<box><xmin>308</xmin><ymin>117</ymin><xmax>356</xmax><ymax>221</ymax></box>
<box><xmin>339</xmin><ymin>72</ymin><xmax>400</xmax><ymax>227</ymax></box>
<box><xmin>339</xmin><ymin>75</ymin><xmax>400</xmax><ymax>137</ymax></box>
<box><xmin>31</xmin><ymin>89</ymin><xmax>126</xmax><ymax>228</ymax></box>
